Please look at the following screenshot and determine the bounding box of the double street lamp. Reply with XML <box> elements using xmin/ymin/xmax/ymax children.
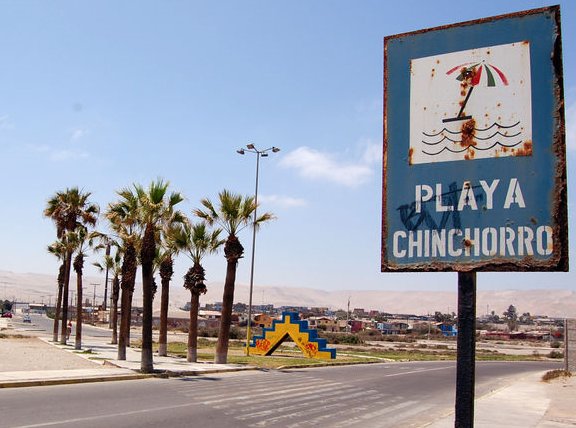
<box><xmin>237</xmin><ymin>143</ymin><xmax>280</xmax><ymax>355</ymax></box>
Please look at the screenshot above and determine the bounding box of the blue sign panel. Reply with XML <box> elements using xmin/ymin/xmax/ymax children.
<box><xmin>382</xmin><ymin>6</ymin><xmax>567</xmax><ymax>272</ymax></box>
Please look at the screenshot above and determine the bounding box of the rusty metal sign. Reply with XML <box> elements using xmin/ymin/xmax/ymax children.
<box><xmin>382</xmin><ymin>6</ymin><xmax>568</xmax><ymax>272</ymax></box>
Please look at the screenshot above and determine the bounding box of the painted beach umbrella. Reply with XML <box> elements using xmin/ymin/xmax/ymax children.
<box><xmin>443</xmin><ymin>61</ymin><xmax>509</xmax><ymax>123</ymax></box>
<box><xmin>447</xmin><ymin>61</ymin><xmax>509</xmax><ymax>87</ymax></box>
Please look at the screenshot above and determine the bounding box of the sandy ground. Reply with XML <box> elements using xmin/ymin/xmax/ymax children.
<box><xmin>0</xmin><ymin>334</ymin><xmax>103</xmax><ymax>372</ymax></box>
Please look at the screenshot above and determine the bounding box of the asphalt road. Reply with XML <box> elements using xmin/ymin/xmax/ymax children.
<box><xmin>0</xmin><ymin>360</ymin><xmax>556</xmax><ymax>428</ymax></box>
<box><xmin>29</xmin><ymin>313</ymin><xmax>113</xmax><ymax>338</ymax></box>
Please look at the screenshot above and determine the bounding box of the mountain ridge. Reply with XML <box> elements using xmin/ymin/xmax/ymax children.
<box><xmin>1</xmin><ymin>269</ymin><xmax>574</xmax><ymax>318</ymax></box>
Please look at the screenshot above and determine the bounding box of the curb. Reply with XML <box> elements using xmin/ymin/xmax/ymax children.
<box><xmin>277</xmin><ymin>359</ymin><xmax>388</xmax><ymax>370</ymax></box>
<box><xmin>0</xmin><ymin>373</ymin><xmax>153</xmax><ymax>389</ymax></box>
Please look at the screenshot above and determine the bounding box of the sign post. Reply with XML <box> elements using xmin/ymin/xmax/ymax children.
<box><xmin>383</xmin><ymin>7</ymin><xmax>567</xmax><ymax>427</ymax></box>
<box><xmin>456</xmin><ymin>272</ymin><xmax>476</xmax><ymax>427</ymax></box>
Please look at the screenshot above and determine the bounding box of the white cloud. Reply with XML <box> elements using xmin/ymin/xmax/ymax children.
<box><xmin>0</xmin><ymin>115</ymin><xmax>14</xmax><ymax>130</ymax></box>
<box><xmin>566</xmin><ymin>98</ymin><xmax>576</xmax><ymax>152</ymax></box>
<box><xmin>26</xmin><ymin>144</ymin><xmax>90</xmax><ymax>161</ymax></box>
<box><xmin>70</xmin><ymin>128</ymin><xmax>89</xmax><ymax>142</ymax></box>
<box><xmin>280</xmin><ymin>145</ymin><xmax>379</xmax><ymax>188</ymax></box>
<box><xmin>27</xmin><ymin>144</ymin><xmax>51</xmax><ymax>153</ymax></box>
<box><xmin>49</xmin><ymin>149</ymin><xmax>90</xmax><ymax>161</ymax></box>
<box><xmin>360</xmin><ymin>139</ymin><xmax>382</xmax><ymax>165</ymax></box>
<box><xmin>259</xmin><ymin>194</ymin><xmax>307</xmax><ymax>208</ymax></box>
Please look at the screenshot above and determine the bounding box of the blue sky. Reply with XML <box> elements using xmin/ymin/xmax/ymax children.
<box><xmin>1</xmin><ymin>1</ymin><xmax>574</xmax><ymax>294</ymax></box>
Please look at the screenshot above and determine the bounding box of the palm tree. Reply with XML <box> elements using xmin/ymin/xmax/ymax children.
<box><xmin>157</xmin><ymin>214</ymin><xmax>187</xmax><ymax>357</ymax></box>
<box><xmin>106</xmin><ymin>188</ymin><xmax>141</xmax><ymax>360</ymax></box>
<box><xmin>93</xmin><ymin>242</ymin><xmax>122</xmax><ymax>344</ymax></box>
<box><xmin>179</xmin><ymin>222</ymin><xmax>223</xmax><ymax>362</ymax></box>
<box><xmin>194</xmin><ymin>189</ymin><xmax>273</xmax><ymax>364</ymax></box>
<box><xmin>44</xmin><ymin>188</ymin><xmax>99</xmax><ymax>345</ymax></box>
<box><xmin>136</xmin><ymin>179</ymin><xmax>184</xmax><ymax>373</ymax></box>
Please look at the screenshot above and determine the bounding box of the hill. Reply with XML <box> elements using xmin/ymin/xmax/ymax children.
<box><xmin>1</xmin><ymin>269</ymin><xmax>574</xmax><ymax>318</ymax></box>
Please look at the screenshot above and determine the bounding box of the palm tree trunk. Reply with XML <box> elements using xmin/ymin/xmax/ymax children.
<box><xmin>111</xmin><ymin>276</ymin><xmax>119</xmax><ymax>345</ymax></box>
<box><xmin>60</xmin><ymin>251</ymin><xmax>72</xmax><ymax>345</ymax></box>
<box><xmin>118</xmin><ymin>244</ymin><xmax>137</xmax><ymax>359</ymax></box>
<box><xmin>215</xmin><ymin>258</ymin><xmax>238</xmax><ymax>364</ymax></box>
<box><xmin>158</xmin><ymin>274</ymin><xmax>170</xmax><ymax>357</ymax></box>
<box><xmin>126</xmin><ymin>290</ymin><xmax>133</xmax><ymax>346</ymax></box>
<box><xmin>118</xmin><ymin>288</ymin><xmax>129</xmax><ymax>360</ymax></box>
<box><xmin>187</xmin><ymin>291</ymin><xmax>200</xmax><ymax>362</ymax></box>
<box><xmin>140</xmin><ymin>224</ymin><xmax>155</xmax><ymax>373</ymax></box>
<box><xmin>141</xmin><ymin>263</ymin><xmax>154</xmax><ymax>372</ymax></box>
<box><xmin>53</xmin><ymin>264</ymin><xmax>64</xmax><ymax>342</ymax></box>
<box><xmin>53</xmin><ymin>283</ymin><xmax>63</xmax><ymax>342</ymax></box>
<box><xmin>75</xmin><ymin>266</ymin><xmax>83</xmax><ymax>350</ymax></box>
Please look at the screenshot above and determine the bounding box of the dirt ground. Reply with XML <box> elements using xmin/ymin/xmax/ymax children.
<box><xmin>0</xmin><ymin>334</ymin><xmax>102</xmax><ymax>372</ymax></box>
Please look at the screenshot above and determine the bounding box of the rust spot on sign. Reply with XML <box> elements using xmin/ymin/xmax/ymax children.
<box><xmin>512</xmin><ymin>140</ymin><xmax>533</xmax><ymax>156</ymax></box>
<box><xmin>460</xmin><ymin>118</ymin><xmax>477</xmax><ymax>148</ymax></box>
<box><xmin>464</xmin><ymin>148</ymin><xmax>476</xmax><ymax>160</ymax></box>
<box><xmin>408</xmin><ymin>147</ymin><xmax>414</xmax><ymax>165</ymax></box>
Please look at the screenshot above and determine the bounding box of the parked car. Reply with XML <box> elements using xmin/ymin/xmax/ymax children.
<box><xmin>23</xmin><ymin>314</ymin><xmax>31</xmax><ymax>323</ymax></box>
<box><xmin>1</xmin><ymin>312</ymin><xmax>12</xmax><ymax>318</ymax></box>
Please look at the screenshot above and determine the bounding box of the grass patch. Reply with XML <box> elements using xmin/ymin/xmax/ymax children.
<box><xmin>171</xmin><ymin>341</ymin><xmax>544</xmax><ymax>365</ymax></box>
<box><xmin>542</xmin><ymin>370</ymin><xmax>572</xmax><ymax>382</ymax></box>
<box><xmin>160</xmin><ymin>342</ymin><xmax>381</xmax><ymax>369</ymax></box>
<box><xmin>131</xmin><ymin>338</ymin><xmax>548</xmax><ymax>369</ymax></box>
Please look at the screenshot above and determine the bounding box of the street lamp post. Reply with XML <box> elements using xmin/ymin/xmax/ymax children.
<box><xmin>103</xmin><ymin>243</ymin><xmax>110</xmax><ymax>311</ymax></box>
<box><xmin>237</xmin><ymin>143</ymin><xmax>280</xmax><ymax>356</ymax></box>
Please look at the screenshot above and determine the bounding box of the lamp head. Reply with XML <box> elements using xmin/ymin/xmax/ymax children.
<box><xmin>272</xmin><ymin>147</ymin><xmax>280</xmax><ymax>153</ymax></box>
<box><xmin>237</xmin><ymin>149</ymin><xmax>245</xmax><ymax>155</ymax></box>
<box><xmin>246</xmin><ymin>143</ymin><xmax>255</xmax><ymax>150</ymax></box>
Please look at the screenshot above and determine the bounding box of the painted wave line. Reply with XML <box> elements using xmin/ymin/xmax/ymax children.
<box><xmin>422</xmin><ymin>140</ymin><xmax>524</xmax><ymax>156</ymax></box>
<box><xmin>421</xmin><ymin>131</ymin><xmax>522</xmax><ymax>146</ymax></box>
<box><xmin>422</xmin><ymin>121</ymin><xmax>520</xmax><ymax>137</ymax></box>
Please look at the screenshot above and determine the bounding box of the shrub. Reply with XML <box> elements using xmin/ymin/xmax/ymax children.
<box><xmin>550</xmin><ymin>340</ymin><xmax>562</xmax><ymax>349</ymax></box>
<box><xmin>198</xmin><ymin>327</ymin><xmax>219</xmax><ymax>338</ymax></box>
<box><xmin>228</xmin><ymin>326</ymin><xmax>245</xmax><ymax>340</ymax></box>
<box><xmin>319</xmin><ymin>331</ymin><xmax>364</xmax><ymax>345</ymax></box>
<box><xmin>542</xmin><ymin>370</ymin><xmax>572</xmax><ymax>382</ymax></box>
<box><xmin>547</xmin><ymin>350</ymin><xmax>564</xmax><ymax>359</ymax></box>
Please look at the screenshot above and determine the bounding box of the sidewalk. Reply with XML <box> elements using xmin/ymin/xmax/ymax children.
<box><xmin>0</xmin><ymin>332</ymin><xmax>256</xmax><ymax>389</ymax></box>
<box><xmin>426</xmin><ymin>371</ymin><xmax>576</xmax><ymax>428</ymax></box>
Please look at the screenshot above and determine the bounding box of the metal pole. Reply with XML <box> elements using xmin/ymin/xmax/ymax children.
<box><xmin>93</xmin><ymin>283</ymin><xmax>97</xmax><ymax>324</ymax></box>
<box><xmin>237</xmin><ymin>144</ymin><xmax>279</xmax><ymax>355</ymax></box>
<box><xmin>245</xmin><ymin>152</ymin><xmax>260</xmax><ymax>356</ymax></box>
<box><xmin>103</xmin><ymin>243</ymin><xmax>110</xmax><ymax>310</ymax></box>
<box><xmin>455</xmin><ymin>271</ymin><xmax>477</xmax><ymax>428</ymax></box>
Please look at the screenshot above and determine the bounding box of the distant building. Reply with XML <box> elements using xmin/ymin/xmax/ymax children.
<box><xmin>152</xmin><ymin>309</ymin><xmax>221</xmax><ymax>329</ymax></box>
<box><xmin>308</xmin><ymin>316</ymin><xmax>339</xmax><ymax>332</ymax></box>
<box><xmin>437</xmin><ymin>322</ymin><xmax>457</xmax><ymax>337</ymax></box>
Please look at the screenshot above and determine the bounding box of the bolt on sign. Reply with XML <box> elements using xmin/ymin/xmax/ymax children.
<box><xmin>382</xmin><ymin>6</ymin><xmax>568</xmax><ymax>272</ymax></box>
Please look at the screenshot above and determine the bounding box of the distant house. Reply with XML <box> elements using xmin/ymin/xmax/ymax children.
<box><xmin>254</xmin><ymin>313</ymin><xmax>274</xmax><ymax>328</ymax></box>
<box><xmin>308</xmin><ymin>316</ymin><xmax>339</xmax><ymax>332</ymax></box>
<box><xmin>152</xmin><ymin>309</ymin><xmax>220</xmax><ymax>329</ymax></box>
<box><xmin>377</xmin><ymin>321</ymin><xmax>410</xmax><ymax>335</ymax></box>
<box><xmin>349</xmin><ymin>320</ymin><xmax>364</xmax><ymax>333</ymax></box>
<box><xmin>437</xmin><ymin>322</ymin><xmax>457</xmax><ymax>337</ymax></box>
